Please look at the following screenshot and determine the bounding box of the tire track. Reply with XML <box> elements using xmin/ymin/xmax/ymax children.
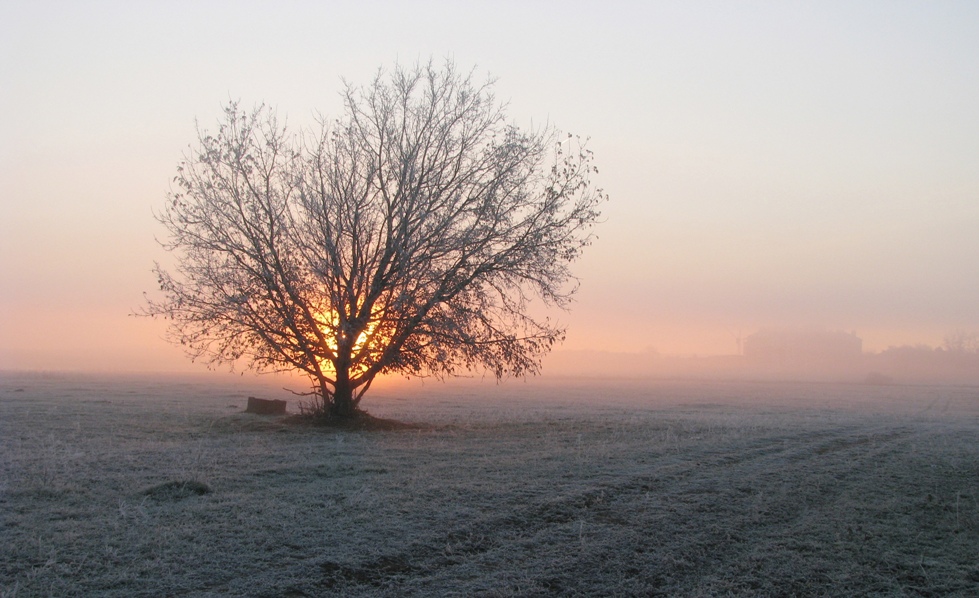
<box><xmin>315</xmin><ymin>422</ymin><xmax>921</xmax><ymax>595</ymax></box>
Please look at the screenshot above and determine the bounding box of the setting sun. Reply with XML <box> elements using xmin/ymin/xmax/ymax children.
<box><xmin>315</xmin><ymin>309</ymin><xmax>381</xmax><ymax>377</ymax></box>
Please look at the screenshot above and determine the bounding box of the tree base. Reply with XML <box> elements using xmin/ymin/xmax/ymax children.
<box><xmin>284</xmin><ymin>410</ymin><xmax>422</xmax><ymax>431</ymax></box>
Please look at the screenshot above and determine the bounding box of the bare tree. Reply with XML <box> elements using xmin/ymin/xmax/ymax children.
<box><xmin>943</xmin><ymin>330</ymin><xmax>979</xmax><ymax>353</ymax></box>
<box><xmin>146</xmin><ymin>61</ymin><xmax>604</xmax><ymax>418</ymax></box>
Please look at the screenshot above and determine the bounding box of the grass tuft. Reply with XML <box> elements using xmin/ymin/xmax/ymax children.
<box><xmin>141</xmin><ymin>480</ymin><xmax>211</xmax><ymax>501</ymax></box>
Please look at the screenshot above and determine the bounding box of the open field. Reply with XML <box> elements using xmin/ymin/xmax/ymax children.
<box><xmin>2</xmin><ymin>372</ymin><xmax>978</xmax><ymax>596</ymax></box>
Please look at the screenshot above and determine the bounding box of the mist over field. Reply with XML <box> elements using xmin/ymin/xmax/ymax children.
<box><xmin>544</xmin><ymin>328</ymin><xmax>979</xmax><ymax>387</ymax></box>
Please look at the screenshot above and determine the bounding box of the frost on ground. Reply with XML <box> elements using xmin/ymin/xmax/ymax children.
<box><xmin>1</xmin><ymin>373</ymin><xmax>978</xmax><ymax>597</ymax></box>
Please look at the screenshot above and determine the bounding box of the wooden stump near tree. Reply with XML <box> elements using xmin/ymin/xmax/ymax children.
<box><xmin>245</xmin><ymin>397</ymin><xmax>287</xmax><ymax>415</ymax></box>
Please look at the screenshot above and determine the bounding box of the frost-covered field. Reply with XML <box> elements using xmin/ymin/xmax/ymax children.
<box><xmin>2</xmin><ymin>372</ymin><xmax>978</xmax><ymax>596</ymax></box>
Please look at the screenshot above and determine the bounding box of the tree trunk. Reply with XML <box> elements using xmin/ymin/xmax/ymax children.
<box><xmin>330</xmin><ymin>370</ymin><xmax>356</xmax><ymax>417</ymax></box>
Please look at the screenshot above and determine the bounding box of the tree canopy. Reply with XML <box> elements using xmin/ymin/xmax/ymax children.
<box><xmin>147</xmin><ymin>61</ymin><xmax>605</xmax><ymax>417</ymax></box>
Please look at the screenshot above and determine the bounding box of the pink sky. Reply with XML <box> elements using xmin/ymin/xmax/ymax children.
<box><xmin>2</xmin><ymin>1</ymin><xmax>978</xmax><ymax>373</ymax></box>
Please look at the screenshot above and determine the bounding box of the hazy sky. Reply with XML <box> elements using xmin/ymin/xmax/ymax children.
<box><xmin>2</xmin><ymin>1</ymin><xmax>978</xmax><ymax>372</ymax></box>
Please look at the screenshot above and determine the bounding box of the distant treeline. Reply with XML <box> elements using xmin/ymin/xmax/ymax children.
<box><xmin>544</xmin><ymin>342</ymin><xmax>979</xmax><ymax>386</ymax></box>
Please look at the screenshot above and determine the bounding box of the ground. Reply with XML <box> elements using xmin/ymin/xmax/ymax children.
<box><xmin>1</xmin><ymin>373</ymin><xmax>977</xmax><ymax>596</ymax></box>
